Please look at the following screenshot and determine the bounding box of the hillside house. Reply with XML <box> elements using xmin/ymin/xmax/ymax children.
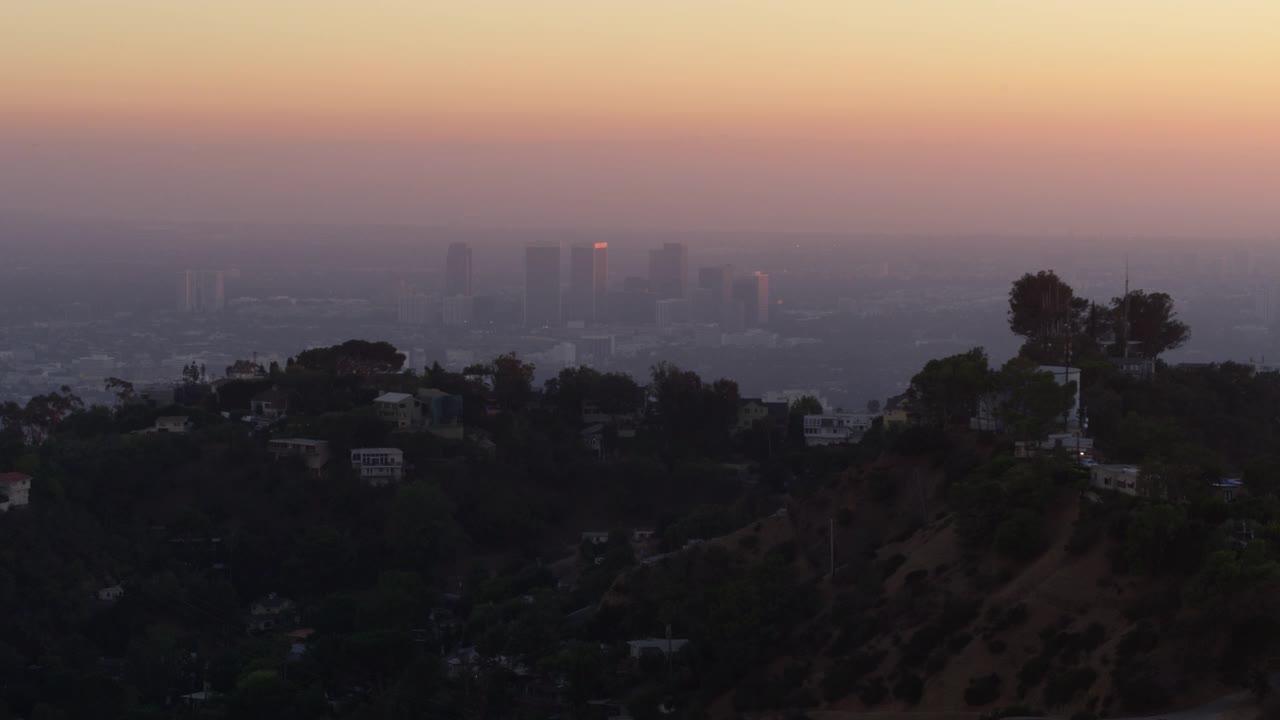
<box><xmin>250</xmin><ymin>387</ymin><xmax>290</xmax><ymax>420</ymax></box>
<box><xmin>268</xmin><ymin>438</ymin><xmax>331</xmax><ymax>471</ymax></box>
<box><xmin>249</xmin><ymin>593</ymin><xmax>297</xmax><ymax>633</ymax></box>
<box><xmin>153</xmin><ymin>416</ymin><xmax>193</xmax><ymax>434</ymax></box>
<box><xmin>1214</xmin><ymin>478</ymin><xmax>1243</xmax><ymax>503</ymax></box>
<box><xmin>626</xmin><ymin>638</ymin><xmax>689</xmax><ymax>659</ymax></box>
<box><xmin>736</xmin><ymin>398</ymin><xmax>788</xmax><ymax>432</ymax></box>
<box><xmin>350</xmin><ymin>447</ymin><xmax>404</xmax><ymax>485</ymax></box>
<box><xmin>417</xmin><ymin>388</ymin><xmax>464</xmax><ymax>439</ymax></box>
<box><xmin>374</xmin><ymin>392</ymin><xmax>422</xmax><ymax>430</ymax></box>
<box><xmin>803</xmin><ymin>412</ymin><xmax>878</xmax><ymax>446</ymax></box>
<box><xmin>0</xmin><ymin>473</ymin><xmax>32</xmax><ymax>511</ymax></box>
<box><xmin>1090</xmin><ymin>464</ymin><xmax>1141</xmax><ymax>496</ymax></box>
<box><xmin>225</xmin><ymin>360</ymin><xmax>267</xmax><ymax>380</ymax></box>
<box><xmin>97</xmin><ymin>584</ymin><xmax>125</xmax><ymax>602</ymax></box>
<box><xmin>1015</xmin><ymin>432</ymin><xmax>1095</xmax><ymax>461</ymax></box>
<box><xmin>581</xmin><ymin>531</ymin><xmax>611</xmax><ymax>545</ymax></box>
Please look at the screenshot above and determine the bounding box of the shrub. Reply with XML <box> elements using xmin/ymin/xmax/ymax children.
<box><xmin>859</xmin><ymin>677</ymin><xmax>888</xmax><ymax>706</ymax></box>
<box><xmin>1017</xmin><ymin>655</ymin><xmax>1051</xmax><ymax>694</ymax></box>
<box><xmin>1044</xmin><ymin>667</ymin><xmax>1098</xmax><ymax>707</ymax></box>
<box><xmin>902</xmin><ymin>625</ymin><xmax>945</xmax><ymax>665</ymax></box>
<box><xmin>966</xmin><ymin>673</ymin><xmax>1003</xmax><ymax>706</ymax></box>
<box><xmin>894</xmin><ymin>673</ymin><xmax>924</xmax><ymax>704</ymax></box>
<box><xmin>878</xmin><ymin>553</ymin><xmax>906</xmax><ymax>580</ymax></box>
<box><xmin>988</xmin><ymin>639</ymin><xmax>1008</xmax><ymax>654</ymax></box>
<box><xmin>949</xmin><ymin>632</ymin><xmax>974</xmax><ymax>652</ymax></box>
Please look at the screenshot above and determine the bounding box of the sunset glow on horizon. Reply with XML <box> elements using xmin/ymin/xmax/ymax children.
<box><xmin>4</xmin><ymin>1</ymin><xmax>1280</xmax><ymax>233</ymax></box>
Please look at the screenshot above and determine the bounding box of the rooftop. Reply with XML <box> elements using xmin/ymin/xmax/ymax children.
<box><xmin>269</xmin><ymin>438</ymin><xmax>327</xmax><ymax>447</ymax></box>
<box><xmin>374</xmin><ymin>392</ymin><xmax>413</xmax><ymax>403</ymax></box>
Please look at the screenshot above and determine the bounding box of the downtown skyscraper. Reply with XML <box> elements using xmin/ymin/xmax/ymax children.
<box><xmin>524</xmin><ymin>245</ymin><xmax>561</xmax><ymax>328</ymax></box>
<box><xmin>567</xmin><ymin>242</ymin><xmax>608</xmax><ymax>323</ymax></box>
<box><xmin>445</xmin><ymin>242</ymin><xmax>473</xmax><ymax>297</ymax></box>
<box><xmin>177</xmin><ymin>270</ymin><xmax>225</xmax><ymax>312</ymax></box>
<box><xmin>648</xmin><ymin>242</ymin><xmax>687</xmax><ymax>299</ymax></box>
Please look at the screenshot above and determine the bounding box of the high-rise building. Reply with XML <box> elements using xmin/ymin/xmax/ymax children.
<box><xmin>567</xmin><ymin>242</ymin><xmax>608</xmax><ymax>323</ymax></box>
<box><xmin>733</xmin><ymin>272</ymin><xmax>770</xmax><ymax>326</ymax></box>
<box><xmin>697</xmin><ymin>265</ymin><xmax>734</xmax><ymax>305</ymax></box>
<box><xmin>396</xmin><ymin>282</ymin><xmax>433</xmax><ymax>325</ymax></box>
<box><xmin>445</xmin><ymin>243</ymin><xmax>473</xmax><ymax>297</ymax></box>
<box><xmin>524</xmin><ymin>245</ymin><xmax>562</xmax><ymax>328</ymax></box>
<box><xmin>178</xmin><ymin>270</ymin><xmax>225</xmax><ymax>312</ymax></box>
<box><xmin>442</xmin><ymin>295</ymin><xmax>474</xmax><ymax>326</ymax></box>
<box><xmin>696</xmin><ymin>264</ymin><xmax>734</xmax><ymax>322</ymax></box>
<box><xmin>655</xmin><ymin>298</ymin><xmax>689</xmax><ymax>328</ymax></box>
<box><xmin>648</xmin><ymin>243</ymin><xmax>687</xmax><ymax>299</ymax></box>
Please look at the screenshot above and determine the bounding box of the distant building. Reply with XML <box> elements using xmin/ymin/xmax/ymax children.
<box><xmin>442</xmin><ymin>295</ymin><xmax>474</xmax><ymax>326</ymax></box>
<box><xmin>178</xmin><ymin>270</ymin><xmax>225</xmax><ymax>312</ymax></box>
<box><xmin>567</xmin><ymin>242</ymin><xmax>608</xmax><ymax>323</ymax></box>
<box><xmin>732</xmin><ymin>272</ymin><xmax>770</xmax><ymax>326</ymax></box>
<box><xmin>655</xmin><ymin>298</ymin><xmax>689</xmax><ymax>328</ymax></box>
<box><xmin>268</xmin><ymin>438</ymin><xmax>331</xmax><ymax>471</ymax></box>
<box><xmin>697</xmin><ymin>265</ymin><xmax>734</xmax><ymax>306</ymax></box>
<box><xmin>350</xmin><ymin>448</ymin><xmax>404</xmax><ymax>485</ymax></box>
<box><xmin>524</xmin><ymin>245</ymin><xmax>562</xmax><ymax>328</ymax></box>
<box><xmin>0</xmin><ymin>472</ymin><xmax>32</xmax><ymax>512</ymax></box>
<box><xmin>579</xmin><ymin>335</ymin><xmax>615</xmax><ymax>361</ymax></box>
<box><xmin>396</xmin><ymin>282</ymin><xmax>433</xmax><ymax>325</ymax></box>
<box><xmin>445</xmin><ymin>242</ymin><xmax>473</xmax><ymax>297</ymax></box>
<box><xmin>648</xmin><ymin>243</ymin><xmax>688</xmax><ymax>299</ymax></box>
<box><xmin>97</xmin><ymin>584</ymin><xmax>126</xmax><ymax>603</ymax></box>
<box><xmin>374</xmin><ymin>392</ymin><xmax>422</xmax><ymax>430</ymax></box>
<box><xmin>803</xmin><ymin>412</ymin><xmax>878</xmax><ymax>446</ymax></box>
<box><xmin>75</xmin><ymin>354</ymin><xmax>117</xmax><ymax>380</ymax></box>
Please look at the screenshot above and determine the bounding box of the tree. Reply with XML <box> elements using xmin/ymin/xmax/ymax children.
<box><xmin>866</xmin><ymin>399</ymin><xmax>881</xmax><ymax>414</ymax></box>
<box><xmin>1111</xmin><ymin>290</ymin><xmax>1189</xmax><ymax>358</ymax></box>
<box><xmin>995</xmin><ymin>358</ymin><xmax>1076</xmax><ymax>440</ymax></box>
<box><xmin>788</xmin><ymin>396</ymin><xmax>825</xmax><ymax>444</ymax></box>
<box><xmin>1008</xmin><ymin>271</ymin><xmax>1087</xmax><ymax>364</ymax></box>
<box><xmin>385</xmin><ymin>483</ymin><xmax>464</xmax><ymax>572</ymax></box>
<box><xmin>103</xmin><ymin>377</ymin><xmax>134</xmax><ymax>405</ymax></box>
<box><xmin>907</xmin><ymin>348</ymin><xmax>992</xmax><ymax>426</ymax></box>
<box><xmin>290</xmin><ymin>340</ymin><xmax>405</xmax><ymax>376</ymax></box>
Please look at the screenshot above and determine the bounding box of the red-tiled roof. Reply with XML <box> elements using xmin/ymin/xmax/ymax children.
<box><xmin>0</xmin><ymin>473</ymin><xmax>32</xmax><ymax>484</ymax></box>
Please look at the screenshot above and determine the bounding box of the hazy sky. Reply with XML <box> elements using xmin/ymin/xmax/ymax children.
<box><xmin>3</xmin><ymin>1</ymin><xmax>1280</xmax><ymax>234</ymax></box>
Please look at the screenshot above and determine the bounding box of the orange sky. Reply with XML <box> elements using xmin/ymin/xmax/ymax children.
<box><xmin>3</xmin><ymin>1</ymin><xmax>1280</xmax><ymax>232</ymax></box>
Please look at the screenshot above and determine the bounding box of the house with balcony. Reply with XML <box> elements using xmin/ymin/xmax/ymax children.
<box><xmin>350</xmin><ymin>447</ymin><xmax>404</xmax><ymax>485</ymax></box>
<box><xmin>803</xmin><ymin>412</ymin><xmax>878</xmax><ymax>446</ymax></box>
<box><xmin>250</xmin><ymin>387</ymin><xmax>290</xmax><ymax>421</ymax></box>
<box><xmin>268</xmin><ymin>438</ymin><xmax>331</xmax><ymax>471</ymax></box>
<box><xmin>374</xmin><ymin>392</ymin><xmax>422</xmax><ymax>430</ymax></box>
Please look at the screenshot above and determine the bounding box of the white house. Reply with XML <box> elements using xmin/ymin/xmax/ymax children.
<box><xmin>374</xmin><ymin>392</ymin><xmax>422</xmax><ymax>430</ymax></box>
<box><xmin>350</xmin><ymin>448</ymin><xmax>404</xmax><ymax>485</ymax></box>
<box><xmin>0</xmin><ymin>473</ymin><xmax>32</xmax><ymax>512</ymax></box>
<box><xmin>153</xmin><ymin>416</ymin><xmax>194</xmax><ymax>434</ymax></box>
<box><xmin>627</xmin><ymin>638</ymin><xmax>689</xmax><ymax>659</ymax></box>
<box><xmin>1090</xmin><ymin>464</ymin><xmax>1141</xmax><ymax>496</ymax></box>
<box><xmin>268</xmin><ymin>438</ymin><xmax>331</xmax><ymax>471</ymax></box>
<box><xmin>803</xmin><ymin>412</ymin><xmax>878</xmax><ymax>446</ymax></box>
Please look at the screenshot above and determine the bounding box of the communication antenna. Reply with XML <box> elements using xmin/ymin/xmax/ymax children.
<box><xmin>1122</xmin><ymin>256</ymin><xmax>1131</xmax><ymax>358</ymax></box>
